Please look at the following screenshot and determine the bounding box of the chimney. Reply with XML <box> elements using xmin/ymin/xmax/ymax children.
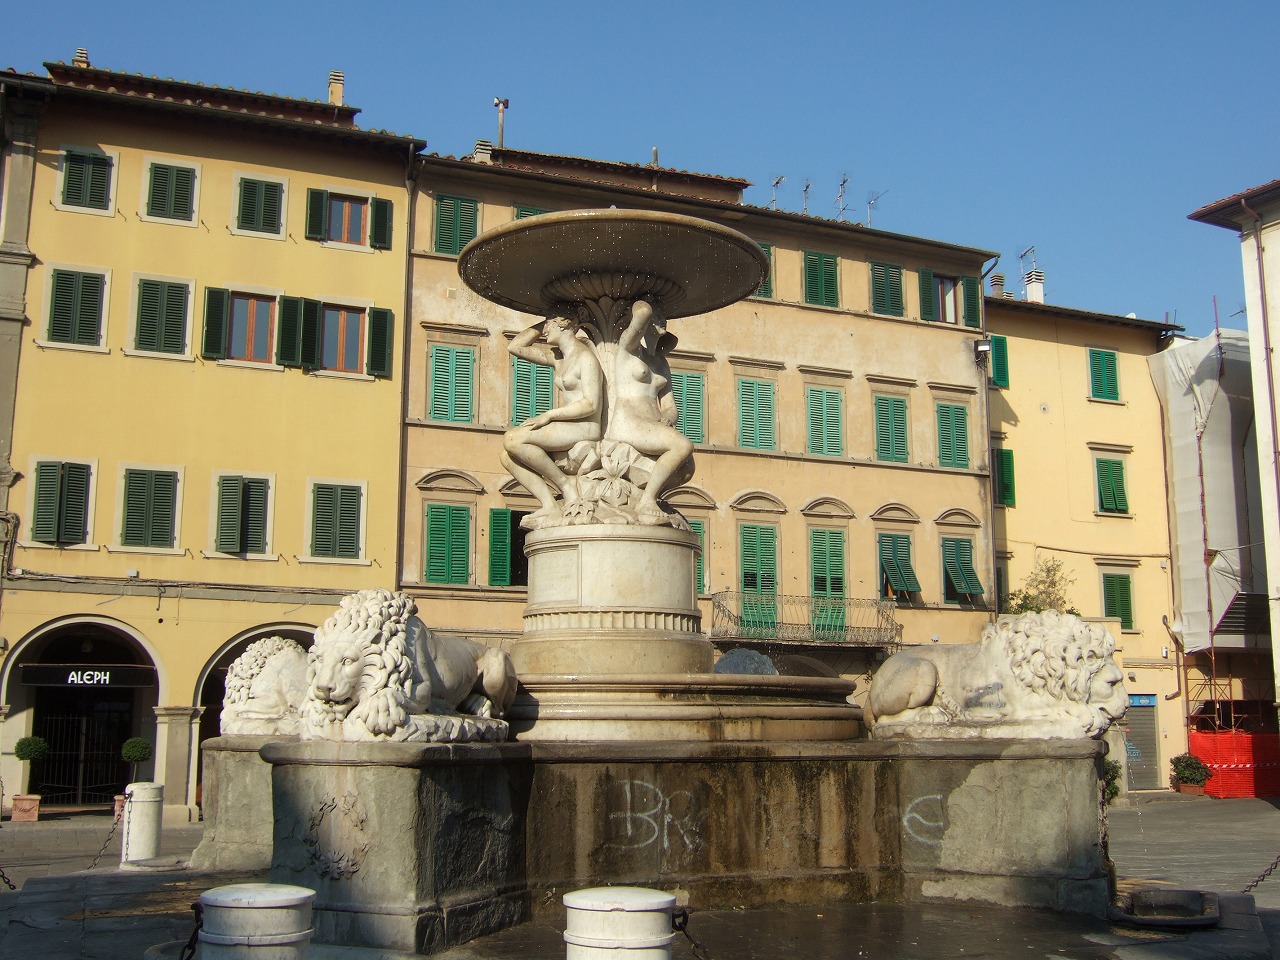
<box><xmin>989</xmin><ymin>273</ymin><xmax>1005</xmax><ymax>298</ymax></box>
<box><xmin>327</xmin><ymin>71</ymin><xmax>345</xmax><ymax>106</ymax></box>
<box><xmin>472</xmin><ymin>140</ymin><xmax>494</xmax><ymax>165</ymax></box>
<box><xmin>1023</xmin><ymin>269</ymin><xmax>1045</xmax><ymax>304</ymax></box>
<box><xmin>72</xmin><ymin>48</ymin><xmax>90</xmax><ymax>68</ymax></box>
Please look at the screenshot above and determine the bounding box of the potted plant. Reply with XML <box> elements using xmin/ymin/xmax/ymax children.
<box><xmin>1170</xmin><ymin>753</ymin><xmax>1212</xmax><ymax>795</ymax></box>
<box><xmin>11</xmin><ymin>735</ymin><xmax>50</xmax><ymax>821</ymax></box>
<box><xmin>121</xmin><ymin>737</ymin><xmax>153</xmax><ymax>784</ymax></box>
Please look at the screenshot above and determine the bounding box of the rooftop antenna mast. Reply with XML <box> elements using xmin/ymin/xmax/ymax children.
<box><xmin>867</xmin><ymin>189</ymin><xmax>888</xmax><ymax>228</ymax></box>
<box><xmin>493</xmin><ymin>97</ymin><xmax>509</xmax><ymax>148</ymax></box>
<box><xmin>770</xmin><ymin>176</ymin><xmax>785</xmax><ymax>210</ymax></box>
<box><xmin>836</xmin><ymin>174</ymin><xmax>849</xmax><ymax>221</ymax></box>
<box><xmin>802</xmin><ymin>179</ymin><xmax>811</xmax><ymax>215</ymax></box>
<box><xmin>1018</xmin><ymin>245</ymin><xmax>1037</xmax><ymax>273</ymax></box>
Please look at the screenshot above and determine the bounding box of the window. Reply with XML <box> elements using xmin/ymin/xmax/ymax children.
<box><xmin>941</xmin><ymin>537</ymin><xmax>983</xmax><ymax>603</ymax></box>
<box><xmin>688</xmin><ymin>518</ymin><xmax>706</xmax><ymax>594</ymax></box>
<box><xmin>919</xmin><ymin>270</ymin><xmax>981</xmax><ymax>326</ymax></box>
<box><xmin>871</xmin><ymin>262</ymin><xmax>904</xmax><ymax>317</ymax></box>
<box><xmin>215</xmin><ymin>476</ymin><xmax>269</xmax><ymax>554</ymax></box>
<box><xmin>671</xmin><ymin>371</ymin><xmax>704</xmax><ymax>443</ymax></box>
<box><xmin>435</xmin><ymin>195</ymin><xmax>478</xmax><ymax>255</ymax></box>
<box><xmin>135</xmin><ymin>279</ymin><xmax>189</xmax><ymax>354</ymax></box>
<box><xmin>810</xmin><ymin>528</ymin><xmax>846</xmax><ymax>638</ymax></box>
<box><xmin>31</xmin><ymin>461</ymin><xmax>90</xmax><ymax>545</ymax></box>
<box><xmin>806</xmin><ymin>387</ymin><xmax>843</xmax><ymax>456</ymax></box>
<box><xmin>936</xmin><ymin>403</ymin><xmax>969</xmax><ymax>468</ymax></box>
<box><xmin>740</xmin><ymin>524</ymin><xmax>777</xmax><ymax>637</ymax></box>
<box><xmin>305</xmin><ymin>190</ymin><xmax>392</xmax><ymax>249</ymax></box>
<box><xmin>755</xmin><ymin>242</ymin><xmax>773</xmax><ymax>298</ymax></box>
<box><xmin>47</xmin><ymin>269</ymin><xmax>105</xmax><ymax>346</ymax></box>
<box><xmin>1096</xmin><ymin>458</ymin><xmax>1129</xmax><ymax>513</ymax></box>
<box><xmin>236</xmin><ymin>178</ymin><xmax>284</xmax><ymax>234</ymax></box>
<box><xmin>989</xmin><ymin>335</ymin><xmax>1009</xmax><ymax>388</ymax></box>
<box><xmin>515</xmin><ymin>205</ymin><xmax>548</xmax><ymax>219</ymax></box>
<box><xmin>271</xmin><ymin>298</ymin><xmax>392</xmax><ymax>376</ymax></box>
<box><xmin>878</xmin><ymin>533</ymin><xmax>920</xmax><ymax>600</ymax></box>
<box><xmin>803</xmin><ymin>251</ymin><xmax>838</xmax><ymax>307</ymax></box>
<box><xmin>488</xmin><ymin>507</ymin><xmax>530</xmax><ymax>586</ymax></box>
<box><xmin>993</xmin><ymin>448</ymin><xmax>1016</xmax><ymax>506</ymax></box>
<box><xmin>1089</xmin><ymin>349</ymin><xmax>1119</xmax><ymax>400</ymax></box>
<box><xmin>146</xmin><ymin>163</ymin><xmax>195</xmax><ymax>221</ymax></box>
<box><xmin>737</xmin><ymin>378</ymin><xmax>775</xmax><ymax>450</ymax></box>
<box><xmin>121</xmin><ymin>469</ymin><xmax>178</xmax><ymax>549</ymax></box>
<box><xmin>425</xmin><ymin>503</ymin><xmax>470</xmax><ymax>584</ymax></box>
<box><xmin>430</xmin><ymin>345</ymin><xmax>475</xmax><ymax>422</ymax></box>
<box><xmin>311</xmin><ymin>483</ymin><xmax>361</xmax><ymax>559</ymax></box>
<box><xmin>203</xmin><ymin>289</ymin><xmax>276</xmax><ymax>363</ymax></box>
<box><xmin>320</xmin><ymin>306</ymin><xmax>365</xmax><ymax>374</ymax></box>
<box><xmin>874</xmin><ymin>396</ymin><xmax>908</xmax><ymax>463</ymax></box>
<box><xmin>61</xmin><ymin>149</ymin><xmax>113</xmax><ymax>210</ymax></box>
<box><xmin>1103</xmin><ymin>572</ymin><xmax>1134</xmax><ymax>630</ymax></box>
<box><xmin>512</xmin><ymin>356</ymin><xmax>554</xmax><ymax>426</ymax></box>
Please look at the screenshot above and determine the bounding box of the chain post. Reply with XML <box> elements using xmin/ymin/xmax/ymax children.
<box><xmin>1242</xmin><ymin>851</ymin><xmax>1280</xmax><ymax>893</ymax></box>
<box><xmin>178</xmin><ymin>900</ymin><xmax>203</xmax><ymax>960</ymax></box>
<box><xmin>88</xmin><ymin>801</ymin><xmax>125</xmax><ymax>871</ymax></box>
<box><xmin>673</xmin><ymin>906</ymin><xmax>712</xmax><ymax>960</ymax></box>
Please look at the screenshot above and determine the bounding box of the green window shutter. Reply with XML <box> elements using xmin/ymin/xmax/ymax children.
<box><xmin>63</xmin><ymin>152</ymin><xmax>88</xmax><ymax>206</ymax></box>
<box><xmin>86</xmin><ymin>154</ymin><xmax>112</xmax><ymax>209</ymax></box>
<box><xmin>426</xmin><ymin>504</ymin><xmax>468</xmax><ymax>584</ymax></box>
<box><xmin>514</xmin><ymin>205</ymin><xmax>548</xmax><ymax>219</ymax></box>
<box><xmin>961</xmin><ymin>276</ymin><xmax>982</xmax><ymax>327</ymax></box>
<box><xmin>202</xmin><ymin>287</ymin><xmax>230</xmax><ymax>359</ymax></box>
<box><xmin>262</xmin><ymin>181</ymin><xmax>282</xmax><ymax>233</ymax></box>
<box><xmin>367</xmin><ymin>308</ymin><xmax>394</xmax><ymax>377</ymax></box>
<box><xmin>49</xmin><ymin>270</ymin><xmax>81</xmax><ymax>344</ymax></box>
<box><xmin>335</xmin><ymin>485</ymin><xmax>361</xmax><ymax>559</ymax></box>
<box><xmin>1097</xmin><ymin>459</ymin><xmax>1128</xmax><ymax>513</ymax></box>
<box><xmin>871</xmin><ymin>263</ymin><xmax>904</xmax><ymax>315</ymax></box>
<box><xmin>216</xmin><ymin>476</ymin><xmax>244</xmax><ymax>553</ymax></box>
<box><xmin>305</xmin><ymin>189</ymin><xmax>329</xmax><ymax>240</ymax></box>
<box><xmin>121</xmin><ymin>470</ymin><xmax>150</xmax><ymax>546</ymax></box>
<box><xmin>435</xmin><ymin>195</ymin><xmax>478</xmax><ymax>255</ymax></box>
<box><xmin>243</xmin><ymin>478</ymin><xmax>269</xmax><ymax>554</ymax></box>
<box><xmin>31</xmin><ymin>462</ymin><xmax>63</xmax><ymax>543</ymax></box>
<box><xmin>277</xmin><ymin>297</ymin><xmax>302</xmax><ymax>367</ymax></box>
<box><xmin>1089</xmin><ymin>349</ymin><xmax>1119</xmax><ymax>400</ymax></box>
<box><xmin>755</xmin><ymin>242</ymin><xmax>773</xmax><ymax>298</ymax></box>
<box><xmin>1103</xmin><ymin>573</ymin><xmax>1134</xmax><ymax>630</ymax></box>
<box><xmin>148</xmin><ymin>471</ymin><xmax>177</xmax><ymax>548</ymax></box>
<box><xmin>299</xmin><ymin>299</ymin><xmax>322</xmax><ymax>368</ymax></box>
<box><xmin>238</xmin><ymin>179</ymin><xmax>281</xmax><ymax>232</ymax></box>
<box><xmin>74</xmin><ymin>273</ymin><xmax>104</xmax><ymax>345</ymax></box>
<box><xmin>136</xmin><ymin>280</ymin><xmax>162</xmax><ymax>351</ymax></box>
<box><xmin>671</xmin><ymin>372</ymin><xmax>704</xmax><ymax>443</ymax></box>
<box><xmin>170</xmin><ymin>166</ymin><xmax>194</xmax><ymax>220</ymax></box>
<box><xmin>489</xmin><ymin>508</ymin><xmax>512</xmax><ymax>586</ymax></box>
<box><xmin>990</xmin><ymin>335</ymin><xmax>1009</xmax><ymax>388</ymax></box>
<box><xmin>238</xmin><ymin>179</ymin><xmax>261</xmax><ymax>231</ymax></box>
<box><xmin>147</xmin><ymin>163</ymin><xmax>173</xmax><ymax>218</ymax></box>
<box><xmin>811</xmin><ymin>528</ymin><xmax>846</xmax><ymax>599</ymax></box>
<box><xmin>370</xmin><ymin>198</ymin><xmax>393</xmax><ymax>249</ymax></box>
<box><xmin>738</xmin><ymin>380</ymin><xmax>757</xmax><ymax>447</ymax></box>
<box><xmin>688</xmin><ymin>519</ymin><xmax>705</xmax><ymax>594</ymax></box>
<box><xmin>918</xmin><ymin>268</ymin><xmax>937</xmax><ymax>321</ymax></box>
<box><xmin>137</xmin><ymin>280</ymin><xmax>187</xmax><ymax>354</ymax></box>
<box><xmin>957</xmin><ymin>539</ymin><xmax>982</xmax><ymax>594</ymax></box>
<box><xmin>511</xmin><ymin>356</ymin><xmax>553</xmax><ymax>425</ymax></box>
<box><xmin>937</xmin><ymin>403</ymin><xmax>968</xmax><ymax>468</ymax></box>
<box><xmin>311</xmin><ymin>484</ymin><xmax>336</xmax><ymax>557</ymax></box>
<box><xmin>807</xmin><ymin>387</ymin><xmax>842</xmax><ymax>456</ymax></box>
<box><xmin>740</xmin><ymin>524</ymin><xmax>777</xmax><ymax>636</ymax></box>
<box><xmin>431</xmin><ymin>345</ymin><xmax>474</xmax><ymax>422</ymax></box>
<box><xmin>942</xmin><ymin>538</ymin><xmax>983</xmax><ymax>597</ymax></box>
<box><xmin>803</xmin><ymin>252</ymin><xmax>837</xmax><ymax>307</ymax></box>
<box><xmin>874</xmin><ymin>396</ymin><xmax>908</xmax><ymax>463</ymax></box>
<box><xmin>448</xmin><ymin>504</ymin><xmax>469</xmax><ymax>583</ymax></box>
<box><xmin>994</xmin><ymin>448</ymin><xmax>1016</xmax><ymax>506</ymax></box>
<box><xmin>59</xmin><ymin>462</ymin><xmax>90</xmax><ymax>544</ymax></box>
<box><xmin>879</xmin><ymin>533</ymin><xmax>919</xmax><ymax>594</ymax></box>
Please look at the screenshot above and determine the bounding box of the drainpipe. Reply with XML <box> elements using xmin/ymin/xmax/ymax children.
<box><xmin>396</xmin><ymin>147</ymin><xmax>420</xmax><ymax>589</ymax></box>
<box><xmin>980</xmin><ymin>255</ymin><xmax>1000</xmax><ymax>623</ymax></box>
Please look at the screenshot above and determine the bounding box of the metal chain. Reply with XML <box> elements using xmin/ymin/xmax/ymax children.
<box><xmin>87</xmin><ymin>804</ymin><xmax>125</xmax><ymax>871</ymax></box>
<box><xmin>1243</xmin><ymin>851</ymin><xmax>1280</xmax><ymax>893</ymax></box>
<box><xmin>673</xmin><ymin>907</ymin><xmax>711</xmax><ymax>960</ymax></box>
<box><xmin>178</xmin><ymin>901</ymin><xmax>203</xmax><ymax>960</ymax></box>
<box><xmin>0</xmin><ymin>863</ymin><xmax>15</xmax><ymax>892</ymax></box>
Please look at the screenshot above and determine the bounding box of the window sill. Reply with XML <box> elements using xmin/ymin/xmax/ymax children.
<box><xmin>17</xmin><ymin>541</ymin><xmax>99</xmax><ymax>552</ymax></box>
<box><xmin>122</xmin><ymin>347</ymin><xmax>195</xmax><ymax>362</ymax></box>
<box><xmin>296</xmin><ymin>555</ymin><xmax>372</xmax><ymax>566</ymax></box>
<box><xmin>1095</xmin><ymin>511</ymin><xmax>1134</xmax><ymax>519</ymax></box>
<box><xmin>105</xmin><ymin>544</ymin><xmax>185</xmax><ymax>556</ymax></box>
<box><xmin>315</xmin><ymin>239</ymin><xmax>375</xmax><ymax>255</ymax></box>
<box><xmin>199</xmin><ymin>550</ymin><xmax>279</xmax><ymax>561</ymax></box>
<box><xmin>309</xmin><ymin>369</ymin><xmax>375</xmax><ymax>383</ymax></box>
<box><xmin>1088</xmin><ymin>396</ymin><xmax>1126</xmax><ymax>406</ymax></box>
<box><xmin>229</xmin><ymin>226</ymin><xmax>287</xmax><ymax>241</ymax></box>
<box><xmin>53</xmin><ymin>201</ymin><xmax>115</xmax><ymax>217</ymax></box>
<box><xmin>34</xmin><ymin>339</ymin><xmax>109</xmax><ymax>355</ymax></box>
<box><xmin>138</xmin><ymin>212</ymin><xmax>198</xmax><ymax>228</ymax></box>
<box><xmin>216</xmin><ymin>358</ymin><xmax>285</xmax><ymax>372</ymax></box>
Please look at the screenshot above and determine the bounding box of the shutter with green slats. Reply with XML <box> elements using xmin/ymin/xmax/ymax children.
<box><xmin>311</xmin><ymin>485</ymin><xmax>337</xmax><ymax>557</ymax></box>
<box><xmin>242</xmin><ymin>478</ymin><xmax>269</xmax><ymax>554</ymax></box>
<box><xmin>990</xmin><ymin>335</ymin><xmax>1009</xmax><ymax>388</ymax></box>
<box><xmin>1097</xmin><ymin>459</ymin><xmax>1128</xmax><ymax>513</ymax></box>
<box><xmin>489</xmin><ymin>508</ymin><xmax>512</xmax><ymax>586</ymax></box>
<box><xmin>740</xmin><ymin>524</ymin><xmax>777</xmax><ymax>636</ymax></box>
<box><xmin>49</xmin><ymin>270</ymin><xmax>104</xmax><ymax>346</ymax></box>
<box><xmin>918</xmin><ymin>269</ymin><xmax>937</xmax><ymax>321</ymax></box>
<box><xmin>63</xmin><ymin>151</ymin><xmax>112</xmax><ymax>209</ymax></box>
<box><xmin>961</xmin><ymin>276</ymin><xmax>981</xmax><ymax>327</ymax></box>
<box><xmin>671</xmin><ymin>372</ymin><xmax>704</xmax><ymax>443</ymax></box>
<box><xmin>148</xmin><ymin>472</ymin><xmax>177</xmax><ymax>548</ymax></box>
<box><xmin>147</xmin><ymin>164</ymin><xmax>194</xmax><ymax>220</ymax></box>
<box><xmin>305</xmin><ymin>189</ymin><xmax>329</xmax><ymax>240</ymax></box>
<box><xmin>435</xmin><ymin>195</ymin><xmax>478</xmax><ymax>255</ymax></box>
<box><xmin>803</xmin><ymin>252</ymin><xmax>837</xmax><ymax>307</ymax></box>
<box><xmin>811</xmin><ymin>528</ymin><xmax>846</xmax><ymax>636</ymax></box>
<box><xmin>426</xmin><ymin>503</ymin><xmax>469</xmax><ymax>584</ymax></box>
<box><xmin>737</xmin><ymin>379</ymin><xmax>774</xmax><ymax>449</ymax></box>
<box><xmin>514</xmin><ymin>205</ymin><xmax>548</xmax><ymax>220</ymax></box>
<box><xmin>299</xmin><ymin>299</ymin><xmax>322</xmax><ymax>368</ymax></box>
<box><xmin>942</xmin><ymin>538</ymin><xmax>983</xmax><ymax>599</ymax></box>
<box><xmin>1103</xmin><ymin>573</ymin><xmax>1133</xmax><ymax>630</ymax></box>
<box><xmin>370</xmin><ymin>198</ymin><xmax>393</xmax><ymax>249</ymax></box>
<box><xmin>755</xmin><ymin>242</ymin><xmax>773</xmax><ymax>298</ymax></box>
<box><xmin>122</xmin><ymin>469</ymin><xmax>177</xmax><ymax>548</ymax></box>
<box><xmin>367</xmin><ymin>308</ymin><xmax>394</xmax><ymax>377</ymax></box>
<box><xmin>430</xmin><ymin>345</ymin><xmax>474</xmax><ymax>422</ymax></box>
<box><xmin>871</xmin><ymin>263</ymin><xmax>903</xmax><ymax>316</ymax></box>
<box><xmin>937</xmin><ymin>403</ymin><xmax>968</xmax><ymax>468</ymax></box>
<box><xmin>238</xmin><ymin>179</ymin><xmax>261</xmax><ymax>231</ymax></box>
<box><xmin>512</xmin><ymin>356</ymin><xmax>554</xmax><ymax>425</ymax></box>
<box><xmin>874</xmin><ymin>396</ymin><xmax>908</xmax><ymax>462</ymax></box>
<box><xmin>807</xmin><ymin>387</ymin><xmax>842</xmax><ymax>456</ymax></box>
<box><xmin>216</xmin><ymin>476</ymin><xmax>245</xmax><ymax>553</ymax></box>
<box><xmin>688</xmin><ymin>519</ymin><xmax>705</xmax><ymax>594</ymax></box>
<box><xmin>277</xmin><ymin>297</ymin><xmax>302</xmax><ymax>366</ymax></box>
<box><xmin>878</xmin><ymin>533</ymin><xmax>920</xmax><ymax>595</ymax></box>
<box><xmin>169</xmin><ymin>166</ymin><xmax>195</xmax><ymax>220</ymax></box>
<box><xmin>238</xmin><ymin>179</ymin><xmax>281</xmax><ymax>233</ymax></box>
<box><xmin>1090</xmin><ymin>349</ymin><xmax>1119</xmax><ymax>400</ymax></box>
<box><xmin>994</xmin><ymin>448</ymin><xmax>1016</xmax><ymax>506</ymax></box>
<box><xmin>136</xmin><ymin>280</ymin><xmax>188</xmax><ymax>354</ymax></box>
<box><xmin>59</xmin><ymin>462</ymin><xmax>90</xmax><ymax>544</ymax></box>
<box><xmin>31</xmin><ymin>462</ymin><xmax>63</xmax><ymax>543</ymax></box>
<box><xmin>335</xmin><ymin>486</ymin><xmax>361</xmax><ymax>559</ymax></box>
<box><xmin>203</xmin><ymin>288</ymin><xmax>230</xmax><ymax>359</ymax></box>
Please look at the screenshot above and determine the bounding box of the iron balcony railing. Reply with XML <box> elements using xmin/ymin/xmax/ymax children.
<box><xmin>709</xmin><ymin>591</ymin><xmax>902</xmax><ymax>649</ymax></box>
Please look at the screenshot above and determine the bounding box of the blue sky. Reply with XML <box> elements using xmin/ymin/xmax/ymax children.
<box><xmin>8</xmin><ymin>1</ymin><xmax>1277</xmax><ymax>338</ymax></box>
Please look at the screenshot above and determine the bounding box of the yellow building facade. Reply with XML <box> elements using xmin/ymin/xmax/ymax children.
<box><xmin>0</xmin><ymin>58</ymin><xmax>419</xmax><ymax>819</ymax></box>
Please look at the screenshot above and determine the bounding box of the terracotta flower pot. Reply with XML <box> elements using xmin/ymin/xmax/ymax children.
<box><xmin>10</xmin><ymin>794</ymin><xmax>41</xmax><ymax>822</ymax></box>
<box><xmin>1177</xmin><ymin>782</ymin><xmax>1205</xmax><ymax>796</ymax></box>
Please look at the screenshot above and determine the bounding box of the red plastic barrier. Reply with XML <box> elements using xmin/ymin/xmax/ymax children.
<box><xmin>1189</xmin><ymin>731</ymin><xmax>1280</xmax><ymax>798</ymax></box>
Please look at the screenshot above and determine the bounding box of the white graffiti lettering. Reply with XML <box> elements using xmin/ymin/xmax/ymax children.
<box><xmin>902</xmin><ymin>794</ymin><xmax>946</xmax><ymax>847</ymax></box>
<box><xmin>607</xmin><ymin>779</ymin><xmax>701</xmax><ymax>855</ymax></box>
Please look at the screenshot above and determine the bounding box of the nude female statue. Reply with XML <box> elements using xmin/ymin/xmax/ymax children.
<box><xmin>608</xmin><ymin>299</ymin><xmax>695</xmax><ymax>523</ymax></box>
<box><xmin>500</xmin><ymin>314</ymin><xmax>604</xmax><ymax>526</ymax></box>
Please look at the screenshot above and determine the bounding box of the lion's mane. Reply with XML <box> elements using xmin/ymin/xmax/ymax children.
<box><xmin>224</xmin><ymin>635</ymin><xmax>303</xmax><ymax>706</ymax></box>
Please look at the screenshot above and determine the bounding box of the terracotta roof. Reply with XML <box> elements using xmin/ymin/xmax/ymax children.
<box><xmin>489</xmin><ymin>146</ymin><xmax>752</xmax><ymax>188</ymax></box>
<box><xmin>985</xmin><ymin>296</ymin><xmax>1182</xmax><ymax>334</ymax></box>
<box><xmin>1188</xmin><ymin>178</ymin><xmax>1280</xmax><ymax>230</ymax></box>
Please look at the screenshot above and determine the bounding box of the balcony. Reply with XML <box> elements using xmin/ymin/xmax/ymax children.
<box><xmin>709</xmin><ymin>591</ymin><xmax>902</xmax><ymax>649</ymax></box>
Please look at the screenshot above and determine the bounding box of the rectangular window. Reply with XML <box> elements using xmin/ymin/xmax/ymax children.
<box><xmin>878</xmin><ymin>532</ymin><xmax>920</xmax><ymax>600</ymax></box>
<box><xmin>1103</xmin><ymin>572</ymin><xmax>1134</xmax><ymax>630</ymax></box>
<box><xmin>320</xmin><ymin>305</ymin><xmax>365</xmax><ymax>374</ymax></box>
<box><xmin>671</xmin><ymin>371</ymin><xmax>705</xmax><ymax>443</ymax></box>
<box><xmin>755</xmin><ymin>242</ymin><xmax>773</xmax><ymax>298</ymax></box>
<box><xmin>135</xmin><ymin>279</ymin><xmax>189</xmax><ymax>354</ymax></box>
<box><xmin>740</xmin><ymin>524</ymin><xmax>777</xmax><ymax>637</ymax></box>
<box><xmin>328</xmin><ymin>194</ymin><xmax>366</xmax><ymax>244</ymax></box>
<box><xmin>426</xmin><ymin>503</ymin><xmax>470</xmax><ymax>584</ymax></box>
<box><xmin>806</xmin><ymin>387</ymin><xmax>843</xmax><ymax>456</ymax></box>
<box><xmin>435</xmin><ymin>195</ymin><xmax>478</xmax><ymax>255</ymax></box>
<box><xmin>810</xmin><ymin>528</ymin><xmax>846</xmax><ymax>638</ymax></box>
<box><xmin>311</xmin><ymin>483</ymin><xmax>361</xmax><ymax>559</ymax></box>
<box><xmin>688</xmin><ymin>518</ymin><xmax>706</xmax><ymax>595</ymax></box>
<box><xmin>993</xmin><ymin>448</ymin><xmax>1016</xmax><ymax>506</ymax></box>
<box><xmin>303</xmin><ymin>189</ymin><xmax>392</xmax><ymax>249</ymax></box>
<box><xmin>215</xmin><ymin>476</ymin><xmax>269</xmax><ymax>554</ymax></box>
<box><xmin>48</xmin><ymin>269</ymin><xmax>105</xmax><ymax>346</ymax></box>
<box><xmin>936</xmin><ymin>403</ymin><xmax>969</xmax><ymax>468</ymax></box>
<box><xmin>918</xmin><ymin>270</ymin><xmax>980</xmax><ymax>326</ymax></box>
<box><xmin>146</xmin><ymin>163</ymin><xmax>195</xmax><ymax>221</ymax></box>
<box><xmin>512</xmin><ymin>356</ymin><xmax>554</xmax><ymax>426</ymax></box>
<box><xmin>803</xmin><ymin>251</ymin><xmax>838</xmax><ymax>307</ymax></box>
<box><xmin>1089</xmin><ymin>349</ymin><xmax>1119</xmax><ymax>400</ymax></box>
<box><xmin>1096</xmin><ymin>458</ymin><xmax>1129</xmax><ymax>513</ymax></box>
<box><xmin>31</xmin><ymin>461</ymin><xmax>91</xmax><ymax>545</ymax></box>
<box><xmin>62</xmin><ymin>150</ymin><xmax>113</xmax><ymax>209</ymax></box>
<box><xmin>237</xmin><ymin>178</ymin><xmax>283</xmax><ymax>234</ymax></box>
<box><xmin>874</xmin><ymin>395</ymin><xmax>908</xmax><ymax>463</ymax></box>
<box><xmin>488</xmin><ymin>507</ymin><xmax>530</xmax><ymax>587</ymax></box>
<box><xmin>230</xmin><ymin>293</ymin><xmax>275</xmax><ymax>363</ymax></box>
<box><xmin>989</xmin><ymin>334</ymin><xmax>1009</xmax><ymax>388</ymax></box>
<box><xmin>429</xmin><ymin>344</ymin><xmax>475</xmax><ymax>422</ymax></box>
<box><xmin>121</xmin><ymin>469</ymin><xmax>178</xmax><ymax>549</ymax></box>
<box><xmin>871</xmin><ymin>262</ymin><xmax>904</xmax><ymax>317</ymax></box>
<box><xmin>274</xmin><ymin>298</ymin><xmax>391</xmax><ymax>376</ymax></box>
<box><xmin>942</xmin><ymin>537</ymin><xmax>984</xmax><ymax>603</ymax></box>
<box><xmin>515</xmin><ymin>205</ymin><xmax>548</xmax><ymax>219</ymax></box>
<box><xmin>737</xmin><ymin>378</ymin><xmax>775</xmax><ymax>450</ymax></box>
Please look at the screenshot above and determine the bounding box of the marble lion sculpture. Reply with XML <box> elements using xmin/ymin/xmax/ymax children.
<box><xmin>866</xmin><ymin>610</ymin><xmax>1127</xmax><ymax>740</ymax></box>
<box><xmin>299</xmin><ymin>589</ymin><xmax>518</xmax><ymax>743</ymax></box>
<box><xmin>221</xmin><ymin>636</ymin><xmax>310</xmax><ymax>736</ymax></box>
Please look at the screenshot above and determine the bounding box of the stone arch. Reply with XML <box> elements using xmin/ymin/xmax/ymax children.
<box><xmin>2</xmin><ymin>614</ymin><xmax>165</xmax><ymax>702</ymax></box>
<box><xmin>800</xmin><ymin>497</ymin><xmax>855</xmax><ymax>519</ymax></box>
<box><xmin>729</xmin><ymin>490</ymin><xmax>787</xmax><ymax>515</ymax></box>
<box><xmin>415</xmin><ymin>469</ymin><xmax>485</xmax><ymax>494</ymax></box>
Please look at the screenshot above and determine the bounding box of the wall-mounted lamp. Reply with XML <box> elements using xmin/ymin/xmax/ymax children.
<box><xmin>974</xmin><ymin>339</ymin><xmax>992</xmax><ymax>363</ymax></box>
<box><xmin>1127</xmin><ymin>672</ymin><xmax>1137</xmax><ymax>683</ymax></box>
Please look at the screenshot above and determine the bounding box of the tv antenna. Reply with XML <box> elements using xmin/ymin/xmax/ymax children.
<box><xmin>770</xmin><ymin>176</ymin><xmax>785</xmax><ymax>210</ymax></box>
<box><xmin>867</xmin><ymin>189</ymin><xmax>888</xmax><ymax>228</ymax></box>
<box><xmin>802</xmin><ymin>179</ymin><xmax>811</xmax><ymax>215</ymax></box>
<box><xmin>493</xmin><ymin>97</ymin><xmax>509</xmax><ymax>148</ymax></box>
<box><xmin>836</xmin><ymin>174</ymin><xmax>849</xmax><ymax>221</ymax></box>
<box><xmin>1018</xmin><ymin>245</ymin><xmax>1037</xmax><ymax>273</ymax></box>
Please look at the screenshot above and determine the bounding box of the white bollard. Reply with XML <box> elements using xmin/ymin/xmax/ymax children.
<box><xmin>563</xmin><ymin>887</ymin><xmax>677</xmax><ymax>959</ymax></box>
<box><xmin>198</xmin><ymin>884</ymin><xmax>315</xmax><ymax>960</ymax></box>
<box><xmin>120</xmin><ymin>781</ymin><xmax>163</xmax><ymax>864</ymax></box>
